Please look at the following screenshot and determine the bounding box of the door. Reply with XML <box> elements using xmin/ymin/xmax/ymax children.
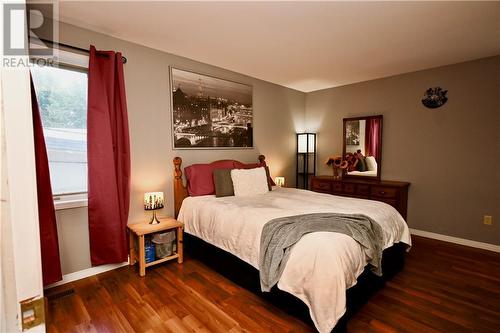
<box><xmin>1</xmin><ymin>65</ymin><xmax>45</xmax><ymax>332</ymax></box>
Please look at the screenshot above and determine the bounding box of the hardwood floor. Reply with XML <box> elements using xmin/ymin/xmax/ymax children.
<box><xmin>46</xmin><ymin>236</ymin><xmax>500</xmax><ymax>333</ymax></box>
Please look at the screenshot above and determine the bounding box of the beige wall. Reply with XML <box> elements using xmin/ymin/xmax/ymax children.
<box><xmin>306</xmin><ymin>56</ymin><xmax>500</xmax><ymax>245</ymax></box>
<box><xmin>52</xmin><ymin>22</ymin><xmax>305</xmax><ymax>274</ymax></box>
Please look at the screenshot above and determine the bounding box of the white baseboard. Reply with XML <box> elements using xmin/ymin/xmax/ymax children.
<box><xmin>410</xmin><ymin>228</ymin><xmax>500</xmax><ymax>253</ymax></box>
<box><xmin>45</xmin><ymin>261</ymin><xmax>129</xmax><ymax>289</ymax></box>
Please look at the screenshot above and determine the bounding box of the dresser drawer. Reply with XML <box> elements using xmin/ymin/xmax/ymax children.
<box><xmin>332</xmin><ymin>182</ymin><xmax>343</xmax><ymax>193</ymax></box>
<box><xmin>343</xmin><ymin>183</ymin><xmax>355</xmax><ymax>194</ymax></box>
<box><xmin>371</xmin><ymin>186</ymin><xmax>397</xmax><ymax>199</ymax></box>
<box><xmin>356</xmin><ymin>184</ymin><xmax>370</xmax><ymax>196</ymax></box>
<box><xmin>374</xmin><ymin>197</ymin><xmax>398</xmax><ymax>208</ymax></box>
<box><xmin>309</xmin><ymin>176</ymin><xmax>410</xmax><ymax>220</ymax></box>
<box><xmin>311</xmin><ymin>180</ymin><xmax>331</xmax><ymax>192</ymax></box>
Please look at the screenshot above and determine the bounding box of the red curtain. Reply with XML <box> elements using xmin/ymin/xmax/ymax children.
<box><xmin>365</xmin><ymin>118</ymin><xmax>381</xmax><ymax>161</ymax></box>
<box><xmin>87</xmin><ymin>45</ymin><xmax>131</xmax><ymax>266</ymax></box>
<box><xmin>31</xmin><ymin>77</ymin><xmax>63</xmax><ymax>286</ymax></box>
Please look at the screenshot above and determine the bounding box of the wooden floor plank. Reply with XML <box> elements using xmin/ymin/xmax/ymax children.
<box><xmin>46</xmin><ymin>236</ymin><xmax>500</xmax><ymax>332</ymax></box>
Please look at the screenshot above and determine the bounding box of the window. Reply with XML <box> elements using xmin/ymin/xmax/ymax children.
<box><xmin>31</xmin><ymin>61</ymin><xmax>88</xmax><ymax>199</ymax></box>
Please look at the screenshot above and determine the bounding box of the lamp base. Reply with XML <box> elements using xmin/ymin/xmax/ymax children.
<box><xmin>149</xmin><ymin>210</ymin><xmax>161</xmax><ymax>225</ymax></box>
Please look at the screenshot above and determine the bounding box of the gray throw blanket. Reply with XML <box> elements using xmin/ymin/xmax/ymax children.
<box><xmin>259</xmin><ymin>213</ymin><xmax>384</xmax><ymax>292</ymax></box>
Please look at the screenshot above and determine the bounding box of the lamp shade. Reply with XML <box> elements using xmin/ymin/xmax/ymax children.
<box><xmin>274</xmin><ymin>177</ymin><xmax>285</xmax><ymax>187</ymax></box>
<box><xmin>297</xmin><ymin>133</ymin><xmax>316</xmax><ymax>153</ymax></box>
<box><xmin>144</xmin><ymin>192</ymin><xmax>164</xmax><ymax>210</ymax></box>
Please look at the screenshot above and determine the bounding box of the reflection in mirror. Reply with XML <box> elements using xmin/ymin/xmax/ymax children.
<box><xmin>343</xmin><ymin>115</ymin><xmax>382</xmax><ymax>179</ymax></box>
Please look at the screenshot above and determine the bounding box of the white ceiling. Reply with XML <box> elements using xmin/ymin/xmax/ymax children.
<box><xmin>57</xmin><ymin>1</ymin><xmax>500</xmax><ymax>92</ymax></box>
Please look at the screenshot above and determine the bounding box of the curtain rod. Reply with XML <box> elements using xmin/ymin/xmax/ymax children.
<box><xmin>37</xmin><ymin>38</ymin><xmax>127</xmax><ymax>64</ymax></box>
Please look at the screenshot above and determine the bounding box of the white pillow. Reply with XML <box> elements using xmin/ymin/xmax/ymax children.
<box><xmin>231</xmin><ymin>167</ymin><xmax>269</xmax><ymax>197</ymax></box>
<box><xmin>365</xmin><ymin>156</ymin><xmax>378</xmax><ymax>171</ymax></box>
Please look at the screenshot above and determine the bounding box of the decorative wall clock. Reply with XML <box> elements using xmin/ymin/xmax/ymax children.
<box><xmin>422</xmin><ymin>87</ymin><xmax>448</xmax><ymax>109</ymax></box>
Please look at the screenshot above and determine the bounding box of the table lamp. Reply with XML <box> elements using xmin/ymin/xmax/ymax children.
<box><xmin>144</xmin><ymin>192</ymin><xmax>164</xmax><ymax>224</ymax></box>
<box><xmin>275</xmin><ymin>177</ymin><xmax>285</xmax><ymax>187</ymax></box>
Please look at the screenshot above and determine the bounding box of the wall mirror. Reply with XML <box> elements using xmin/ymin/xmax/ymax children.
<box><xmin>342</xmin><ymin>115</ymin><xmax>383</xmax><ymax>180</ymax></box>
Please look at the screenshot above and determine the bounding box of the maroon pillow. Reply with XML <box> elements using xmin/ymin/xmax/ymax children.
<box><xmin>185</xmin><ymin>160</ymin><xmax>235</xmax><ymax>196</ymax></box>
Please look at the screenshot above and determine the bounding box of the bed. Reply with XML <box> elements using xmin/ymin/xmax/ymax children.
<box><xmin>173</xmin><ymin>156</ymin><xmax>411</xmax><ymax>333</ymax></box>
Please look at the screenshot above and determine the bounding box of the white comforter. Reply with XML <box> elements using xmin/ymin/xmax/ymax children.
<box><xmin>178</xmin><ymin>187</ymin><xmax>411</xmax><ymax>332</ymax></box>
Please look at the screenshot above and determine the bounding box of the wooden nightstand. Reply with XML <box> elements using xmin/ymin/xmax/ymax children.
<box><xmin>128</xmin><ymin>217</ymin><xmax>183</xmax><ymax>276</ymax></box>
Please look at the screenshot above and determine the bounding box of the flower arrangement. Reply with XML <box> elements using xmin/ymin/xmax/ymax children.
<box><xmin>344</xmin><ymin>152</ymin><xmax>357</xmax><ymax>171</ymax></box>
<box><xmin>326</xmin><ymin>156</ymin><xmax>348</xmax><ymax>179</ymax></box>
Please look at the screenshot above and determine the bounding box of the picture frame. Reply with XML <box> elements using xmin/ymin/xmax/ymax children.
<box><xmin>345</xmin><ymin>120</ymin><xmax>360</xmax><ymax>146</ymax></box>
<box><xmin>170</xmin><ymin>67</ymin><xmax>253</xmax><ymax>149</ymax></box>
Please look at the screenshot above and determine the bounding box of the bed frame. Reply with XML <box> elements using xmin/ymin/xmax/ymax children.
<box><xmin>173</xmin><ymin>156</ymin><xmax>406</xmax><ymax>333</ymax></box>
<box><xmin>173</xmin><ymin>155</ymin><xmax>267</xmax><ymax>217</ymax></box>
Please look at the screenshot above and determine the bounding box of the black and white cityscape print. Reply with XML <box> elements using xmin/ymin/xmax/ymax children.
<box><xmin>171</xmin><ymin>68</ymin><xmax>253</xmax><ymax>148</ymax></box>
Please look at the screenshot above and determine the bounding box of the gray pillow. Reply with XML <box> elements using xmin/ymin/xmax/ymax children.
<box><xmin>357</xmin><ymin>156</ymin><xmax>367</xmax><ymax>172</ymax></box>
<box><xmin>213</xmin><ymin>169</ymin><xmax>234</xmax><ymax>197</ymax></box>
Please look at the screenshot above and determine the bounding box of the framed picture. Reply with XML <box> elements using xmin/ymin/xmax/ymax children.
<box><xmin>170</xmin><ymin>67</ymin><xmax>253</xmax><ymax>149</ymax></box>
<box><xmin>345</xmin><ymin>120</ymin><xmax>360</xmax><ymax>145</ymax></box>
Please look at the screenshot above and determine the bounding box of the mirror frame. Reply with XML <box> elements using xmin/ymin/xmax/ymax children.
<box><xmin>342</xmin><ymin>115</ymin><xmax>383</xmax><ymax>181</ymax></box>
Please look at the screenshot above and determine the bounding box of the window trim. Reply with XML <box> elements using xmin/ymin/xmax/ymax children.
<box><xmin>32</xmin><ymin>47</ymin><xmax>90</xmax><ymax>209</ymax></box>
<box><xmin>53</xmin><ymin>192</ymin><xmax>88</xmax><ymax>211</ymax></box>
<box><xmin>57</xmin><ymin>61</ymin><xmax>88</xmax><ymax>73</ymax></box>
<box><xmin>30</xmin><ymin>41</ymin><xmax>90</xmax><ymax>71</ymax></box>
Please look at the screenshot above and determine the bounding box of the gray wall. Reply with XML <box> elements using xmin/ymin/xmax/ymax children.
<box><xmin>306</xmin><ymin>56</ymin><xmax>500</xmax><ymax>245</ymax></box>
<box><xmin>53</xmin><ymin>21</ymin><xmax>305</xmax><ymax>274</ymax></box>
<box><xmin>50</xmin><ymin>21</ymin><xmax>499</xmax><ymax>276</ymax></box>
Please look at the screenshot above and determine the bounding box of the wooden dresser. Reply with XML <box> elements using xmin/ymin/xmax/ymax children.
<box><xmin>311</xmin><ymin>176</ymin><xmax>410</xmax><ymax>220</ymax></box>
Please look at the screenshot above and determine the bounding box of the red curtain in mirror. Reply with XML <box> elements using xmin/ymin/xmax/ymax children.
<box><xmin>365</xmin><ymin>118</ymin><xmax>381</xmax><ymax>161</ymax></box>
<box><xmin>87</xmin><ymin>45</ymin><xmax>131</xmax><ymax>266</ymax></box>
<box><xmin>31</xmin><ymin>77</ymin><xmax>63</xmax><ymax>286</ymax></box>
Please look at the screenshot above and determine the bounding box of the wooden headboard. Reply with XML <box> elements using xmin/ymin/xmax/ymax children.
<box><xmin>173</xmin><ymin>155</ymin><xmax>266</xmax><ymax>218</ymax></box>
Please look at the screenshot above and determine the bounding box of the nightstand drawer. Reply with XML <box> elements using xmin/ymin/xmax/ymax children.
<box><xmin>312</xmin><ymin>180</ymin><xmax>331</xmax><ymax>192</ymax></box>
<box><xmin>371</xmin><ymin>186</ymin><xmax>397</xmax><ymax>198</ymax></box>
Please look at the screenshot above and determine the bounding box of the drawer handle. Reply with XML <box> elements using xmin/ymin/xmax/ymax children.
<box><xmin>379</xmin><ymin>191</ymin><xmax>386</xmax><ymax>195</ymax></box>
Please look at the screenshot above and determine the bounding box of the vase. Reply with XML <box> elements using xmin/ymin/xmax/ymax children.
<box><xmin>333</xmin><ymin>167</ymin><xmax>342</xmax><ymax>180</ymax></box>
